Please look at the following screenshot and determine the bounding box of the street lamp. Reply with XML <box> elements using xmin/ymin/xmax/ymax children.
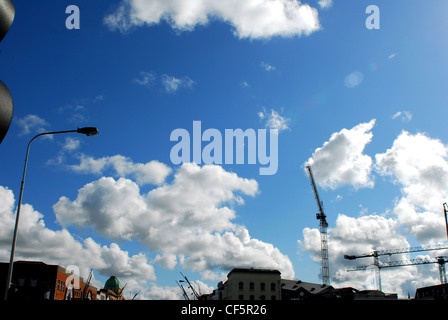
<box><xmin>4</xmin><ymin>127</ymin><xmax>99</xmax><ymax>300</ymax></box>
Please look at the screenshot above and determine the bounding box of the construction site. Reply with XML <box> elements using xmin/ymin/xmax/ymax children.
<box><xmin>193</xmin><ymin>165</ymin><xmax>448</xmax><ymax>301</ymax></box>
<box><xmin>308</xmin><ymin>164</ymin><xmax>448</xmax><ymax>297</ymax></box>
<box><xmin>306</xmin><ymin>164</ymin><xmax>448</xmax><ymax>299</ymax></box>
<box><xmin>300</xmin><ymin>165</ymin><xmax>448</xmax><ymax>299</ymax></box>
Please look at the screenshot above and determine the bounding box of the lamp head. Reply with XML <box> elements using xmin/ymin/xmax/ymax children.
<box><xmin>77</xmin><ymin>127</ymin><xmax>99</xmax><ymax>136</ymax></box>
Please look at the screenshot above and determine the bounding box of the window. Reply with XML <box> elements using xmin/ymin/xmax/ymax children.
<box><xmin>260</xmin><ymin>295</ymin><xmax>265</xmax><ymax>300</ymax></box>
<box><xmin>239</xmin><ymin>282</ymin><xmax>244</xmax><ymax>290</ymax></box>
<box><xmin>66</xmin><ymin>288</ymin><xmax>73</xmax><ymax>300</ymax></box>
<box><xmin>271</xmin><ymin>295</ymin><xmax>276</xmax><ymax>300</ymax></box>
<box><xmin>249</xmin><ymin>295</ymin><xmax>255</xmax><ymax>300</ymax></box>
<box><xmin>239</xmin><ymin>295</ymin><xmax>244</xmax><ymax>300</ymax></box>
<box><xmin>249</xmin><ymin>282</ymin><xmax>254</xmax><ymax>291</ymax></box>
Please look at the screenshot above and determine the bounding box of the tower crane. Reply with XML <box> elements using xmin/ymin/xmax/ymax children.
<box><xmin>344</xmin><ymin>243</ymin><xmax>448</xmax><ymax>291</ymax></box>
<box><xmin>347</xmin><ymin>256</ymin><xmax>448</xmax><ymax>286</ymax></box>
<box><xmin>306</xmin><ymin>164</ymin><xmax>330</xmax><ymax>286</ymax></box>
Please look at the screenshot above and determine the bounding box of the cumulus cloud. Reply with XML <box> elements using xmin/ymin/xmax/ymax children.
<box><xmin>104</xmin><ymin>0</ymin><xmax>321</xmax><ymax>39</ymax></box>
<box><xmin>54</xmin><ymin>163</ymin><xmax>295</xmax><ymax>280</ymax></box>
<box><xmin>305</xmin><ymin>119</ymin><xmax>376</xmax><ymax>189</ymax></box>
<box><xmin>299</xmin><ymin>213</ymin><xmax>411</xmax><ymax>293</ymax></box>
<box><xmin>0</xmin><ymin>186</ymin><xmax>156</xmax><ymax>292</ymax></box>
<box><xmin>258</xmin><ymin>108</ymin><xmax>290</xmax><ymax>132</ymax></box>
<box><xmin>299</xmin><ymin>211</ymin><xmax>448</xmax><ymax>297</ymax></box>
<box><xmin>299</xmin><ymin>124</ymin><xmax>448</xmax><ymax>297</ymax></box>
<box><xmin>70</xmin><ymin>154</ymin><xmax>172</xmax><ymax>185</ymax></box>
<box><xmin>375</xmin><ymin>131</ymin><xmax>448</xmax><ymax>242</ymax></box>
<box><xmin>1</xmin><ymin>161</ymin><xmax>295</xmax><ymax>298</ymax></box>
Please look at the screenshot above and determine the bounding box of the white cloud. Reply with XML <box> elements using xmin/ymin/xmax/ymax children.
<box><xmin>144</xmin><ymin>284</ymin><xmax>183</xmax><ymax>300</ymax></box>
<box><xmin>388</xmin><ymin>53</ymin><xmax>397</xmax><ymax>60</ymax></box>
<box><xmin>240</xmin><ymin>81</ymin><xmax>250</xmax><ymax>88</ymax></box>
<box><xmin>47</xmin><ymin>137</ymin><xmax>81</xmax><ymax>166</ymax></box>
<box><xmin>161</xmin><ymin>74</ymin><xmax>195</xmax><ymax>93</ymax></box>
<box><xmin>63</xmin><ymin>137</ymin><xmax>80</xmax><ymax>151</ymax></box>
<box><xmin>104</xmin><ymin>0</ymin><xmax>321</xmax><ymax>40</ymax></box>
<box><xmin>305</xmin><ymin>119</ymin><xmax>376</xmax><ymax>189</ymax></box>
<box><xmin>392</xmin><ymin>111</ymin><xmax>412</xmax><ymax>122</ymax></box>
<box><xmin>53</xmin><ymin>162</ymin><xmax>295</xmax><ymax>279</ymax></box>
<box><xmin>258</xmin><ymin>108</ymin><xmax>290</xmax><ymax>132</ymax></box>
<box><xmin>318</xmin><ymin>0</ymin><xmax>333</xmax><ymax>9</ymax></box>
<box><xmin>260</xmin><ymin>61</ymin><xmax>276</xmax><ymax>72</ymax></box>
<box><xmin>133</xmin><ymin>71</ymin><xmax>157</xmax><ymax>88</ymax></box>
<box><xmin>70</xmin><ymin>154</ymin><xmax>172</xmax><ymax>185</ymax></box>
<box><xmin>300</xmin><ymin>126</ymin><xmax>448</xmax><ymax>298</ymax></box>
<box><xmin>375</xmin><ymin>131</ymin><xmax>448</xmax><ymax>242</ymax></box>
<box><xmin>16</xmin><ymin>114</ymin><xmax>49</xmax><ymax>136</ymax></box>
<box><xmin>299</xmin><ymin>212</ymin><xmax>447</xmax><ymax>297</ymax></box>
<box><xmin>0</xmin><ymin>186</ymin><xmax>156</xmax><ymax>287</ymax></box>
<box><xmin>133</xmin><ymin>71</ymin><xmax>195</xmax><ymax>93</ymax></box>
<box><xmin>344</xmin><ymin>71</ymin><xmax>364</xmax><ymax>88</ymax></box>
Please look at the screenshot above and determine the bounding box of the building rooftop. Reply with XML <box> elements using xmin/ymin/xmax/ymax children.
<box><xmin>227</xmin><ymin>268</ymin><xmax>281</xmax><ymax>276</ymax></box>
<box><xmin>281</xmin><ymin>279</ymin><xmax>332</xmax><ymax>295</ymax></box>
<box><xmin>104</xmin><ymin>276</ymin><xmax>122</xmax><ymax>290</ymax></box>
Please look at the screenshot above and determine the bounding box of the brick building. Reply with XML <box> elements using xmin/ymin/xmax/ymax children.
<box><xmin>0</xmin><ymin>261</ymin><xmax>97</xmax><ymax>300</ymax></box>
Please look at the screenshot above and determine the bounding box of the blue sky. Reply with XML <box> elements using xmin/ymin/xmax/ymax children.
<box><xmin>1</xmin><ymin>0</ymin><xmax>448</xmax><ymax>299</ymax></box>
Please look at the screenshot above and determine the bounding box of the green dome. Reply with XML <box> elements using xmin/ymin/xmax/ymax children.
<box><xmin>104</xmin><ymin>276</ymin><xmax>122</xmax><ymax>289</ymax></box>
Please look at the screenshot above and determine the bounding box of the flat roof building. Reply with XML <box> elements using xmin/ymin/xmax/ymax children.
<box><xmin>225</xmin><ymin>268</ymin><xmax>282</xmax><ymax>300</ymax></box>
<box><xmin>202</xmin><ymin>267</ymin><xmax>397</xmax><ymax>301</ymax></box>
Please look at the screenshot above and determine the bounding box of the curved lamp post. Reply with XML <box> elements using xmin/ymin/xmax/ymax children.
<box><xmin>4</xmin><ymin>127</ymin><xmax>99</xmax><ymax>300</ymax></box>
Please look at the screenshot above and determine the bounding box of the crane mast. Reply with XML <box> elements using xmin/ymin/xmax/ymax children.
<box><xmin>306</xmin><ymin>164</ymin><xmax>330</xmax><ymax>286</ymax></box>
